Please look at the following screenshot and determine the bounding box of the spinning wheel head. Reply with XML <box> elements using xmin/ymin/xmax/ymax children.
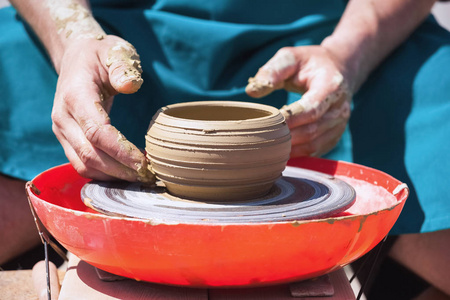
<box><xmin>81</xmin><ymin>166</ymin><xmax>356</xmax><ymax>223</ymax></box>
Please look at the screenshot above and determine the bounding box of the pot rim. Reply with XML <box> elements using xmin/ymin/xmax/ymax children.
<box><xmin>156</xmin><ymin>101</ymin><xmax>283</xmax><ymax>124</ymax></box>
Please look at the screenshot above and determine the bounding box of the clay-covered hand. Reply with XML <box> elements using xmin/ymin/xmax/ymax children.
<box><xmin>246</xmin><ymin>46</ymin><xmax>353</xmax><ymax>158</ymax></box>
<box><xmin>51</xmin><ymin>35</ymin><xmax>155</xmax><ymax>183</ymax></box>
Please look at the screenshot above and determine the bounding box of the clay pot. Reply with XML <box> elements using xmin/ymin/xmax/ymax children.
<box><xmin>145</xmin><ymin>101</ymin><xmax>291</xmax><ymax>202</ymax></box>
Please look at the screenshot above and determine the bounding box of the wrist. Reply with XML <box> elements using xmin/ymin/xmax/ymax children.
<box><xmin>320</xmin><ymin>35</ymin><xmax>372</xmax><ymax>93</ymax></box>
<box><xmin>46</xmin><ymin>0</ymin><xmax>106</xmax><ymax>72</ymax></box>
<box><xmin>321</xmin><ymin>35</ymin><xmax>375</xmax><ymax>93</ymax></box>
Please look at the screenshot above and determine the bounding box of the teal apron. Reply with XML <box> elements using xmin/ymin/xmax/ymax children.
<box><xmin>1</xmin><ymin>0</ymin><xmax>449</xmax><ymax>234</ymax></box>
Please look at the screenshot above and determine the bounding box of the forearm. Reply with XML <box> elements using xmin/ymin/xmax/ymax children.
<box><xmin>321</xmin><ymin>0</ymin><xmax>437</xmax><ymax>92</ymax></box>
<box><xmin>10</xmin><ymin>0</ymin><xmax>105</xmax><ymax>73</ymax></box>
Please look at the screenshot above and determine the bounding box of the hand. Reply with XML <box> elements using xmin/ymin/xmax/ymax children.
<box><xmin>51</xmin><ymin>35</ymin><xmax>155</xmax><ymax>183</ymax></box>
<box><xmin>246</xmin><ymin>46</ymin><xmax>352</xmax><ymax>157</ymax></box>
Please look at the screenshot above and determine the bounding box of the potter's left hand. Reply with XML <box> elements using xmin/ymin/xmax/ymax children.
<box><xmin>246</xmin><ymin>46</ymin><xmax>352</xmax><ymax>157</ymax></box>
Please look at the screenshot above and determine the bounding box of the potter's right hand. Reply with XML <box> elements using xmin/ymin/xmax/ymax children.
<box><xmin>51</xmin><ymin>35</ymin><xmax>155</xmax><ymax>183</ymax></box>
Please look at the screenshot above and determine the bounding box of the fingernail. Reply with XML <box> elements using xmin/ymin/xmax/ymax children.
<box><xmin>107</xmin><ymin>41</ymin><xmax>144</xmax><ymax>93</ymax></box>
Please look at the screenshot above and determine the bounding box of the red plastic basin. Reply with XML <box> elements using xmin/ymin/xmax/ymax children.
<box><xmin>26</xmin><ymin>157</ymin><xmax>408</xmax><ymax>287</ymax></box>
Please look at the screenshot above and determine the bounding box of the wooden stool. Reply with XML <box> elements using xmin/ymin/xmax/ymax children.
<box><xmin>58</xmin><ymin>255</ymin><xmax>355</xmax><ymax>300</ymax></box>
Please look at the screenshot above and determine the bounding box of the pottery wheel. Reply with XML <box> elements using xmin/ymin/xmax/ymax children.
<box><xmin>80</xmin><ymin>166</ymin><xmax>356</xmax><ymax>223</ymax></box>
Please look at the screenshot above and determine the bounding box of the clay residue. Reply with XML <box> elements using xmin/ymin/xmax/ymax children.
<box><xmin>246</xmin><ymin>77</ymin><xmax>274</xmax><ymax>97</ymax></box>
<box><xmin>246</xmin><ymin>49</ymin><xmax>296</xmax><ymax>98</ymax></box>
<box><xmin>116</xmin><ymin>131</ymin><xmax>155</xmax><ymax>183</ymax></box>
<box><xmin>279</xmin><ymin>71</ymin><xmax>351</xmax><ymax>123</ymax></box>
<box><xmin>106</xmin><ymin>41</ymin><xmax>143</xmax><ymax>93</ymax></box>
<box><xmin>83</xmin><ymin>197</ymin><xmax>95</xmax><ymax>210</ymax></box>
<box><xmin>261</xmin><ymin>49</ymin><xmax>297</xmax><ymax>73</ymax></box>
<box><xmin>117</xmin><ymin>131</ymin><xmax>134</xmax><ymax>153</ymax></box>
<box><xmin>136</xmin><ymin>162</ymin><xmax>156</xmax><ymax>184</ymax></box>
<box><xmin>46</xmin><ymin>0</ymin><xmax>106</xmax><ymax>40</ymax></box>
<box><xmin>336</xmin><ymin>176</ymin><xmax>399</xmax><ymax>215</ymax></box>
<box><xmin>324</xmin><ymin>72</ymin><xmax>351</xmax><ymax>104</ymax></box>
<box><xmin>279</xmin><ymin>100</ymin><xmax>304</xmax><ymax>120</ymax></box>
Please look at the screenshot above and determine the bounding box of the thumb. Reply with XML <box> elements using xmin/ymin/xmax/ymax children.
<box><xmin>246</xmin><ymin>48</ymin><xmax>298</xmax><ymax>98</ymax></box>
<box><xmin>106</xmin><ymin>41</ymin><xmax>143</xmax><ymax>94</ymax></box>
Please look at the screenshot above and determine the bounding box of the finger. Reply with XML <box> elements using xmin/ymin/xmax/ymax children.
<box><xmin>290</xmin><ymin>100</ymin><xmax>350</xmax><ymax>145</ymax></box>
<box><xmin>290</xmin><ymin>121</ymin><xmax>347</xmax><ymax>158</ymax></box>
<box><xmin>56</xmin><ymin>135</ymin><xmax>125</xmax><ymax>181</ymax></box>
<box><xmin>53</xmin><ymin>117</ymin><xmax>146</xmax><ymax>182</ymax></box>
<box><xmin>105</xmin><ymin>41</ymin><xmax>144</xmax><ymax>94</ymax></box>
<box><xmin>280</xmin><ymin>72</ymin><xmax>350</xmax><ymax>127</ymax></box>
<box><xmin>246</xmin><ymin>48</ymin><xmax>298</xmax><ymax>98</ymax></box>
<box><xmin>53</xmin><ymin>124</ymin><xmax>117</xmax><ymax>181</ymax></box>
<box><xmin>53</xmin><ymin>90</ymin><xmax>155</xmax><ymax>183</ymax></box>
<box><xmin>82</xmin><ymin>122</ymin><xmax>153</xmax><ymax>180</ymax></box>
<box><xmin>77</xmin><ymin>123</ymin><xmax>154</xmax><ymax>183</ymax></box>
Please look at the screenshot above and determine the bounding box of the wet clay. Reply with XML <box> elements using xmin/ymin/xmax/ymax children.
<box><xmin>244</xmin><ymin>47</ymin><xmax>352</xmax><ymax>124</ymax></box>
<box><xmin>246</xmin><ymin>77</ymin><xmax>274</xmax><ymax>97</ymax></box>
<box><xmin>115</xmin><ymin>131</ymin><xmax>155</xmax><ymax>183</ymax></box>
<box><xmin>106</xmin><ymin>41</ymin><xmax>144</xmax><ymax>93</ymax></box>
<box><xmin>279</xmin><ymin>72</ymin><xmax>351</xmax><ymax>121</ymax></box>
<box><xmin>46</xmin><ymin>0</ymin><xmax>143</xmax><ymax>92</ymax></box>
<box><xmin>245</xmin><ymin>49</ymin><xmax>296</xmax><ymax>98</ymax></box>
<box><xmin>46</xmin><ymin>0</ymin><xmax>105</xmax><ymax>40</ymax></box>
<box><xmin>146</xmin><ymin>101</ymin><xmax>292</xmax><ymax>202</ymax></box>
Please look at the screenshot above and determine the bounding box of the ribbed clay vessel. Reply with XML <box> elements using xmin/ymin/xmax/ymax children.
<box><xmin>145</xmin><ymin>101</ymin><xmax>291</xmax><ymax>202</ymax></box>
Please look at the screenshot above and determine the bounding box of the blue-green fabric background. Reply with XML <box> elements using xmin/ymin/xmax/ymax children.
<box><xmin>1</xmin><ymin>1</ymin><xmax>449</xmax><ymax>234</ymax></box>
